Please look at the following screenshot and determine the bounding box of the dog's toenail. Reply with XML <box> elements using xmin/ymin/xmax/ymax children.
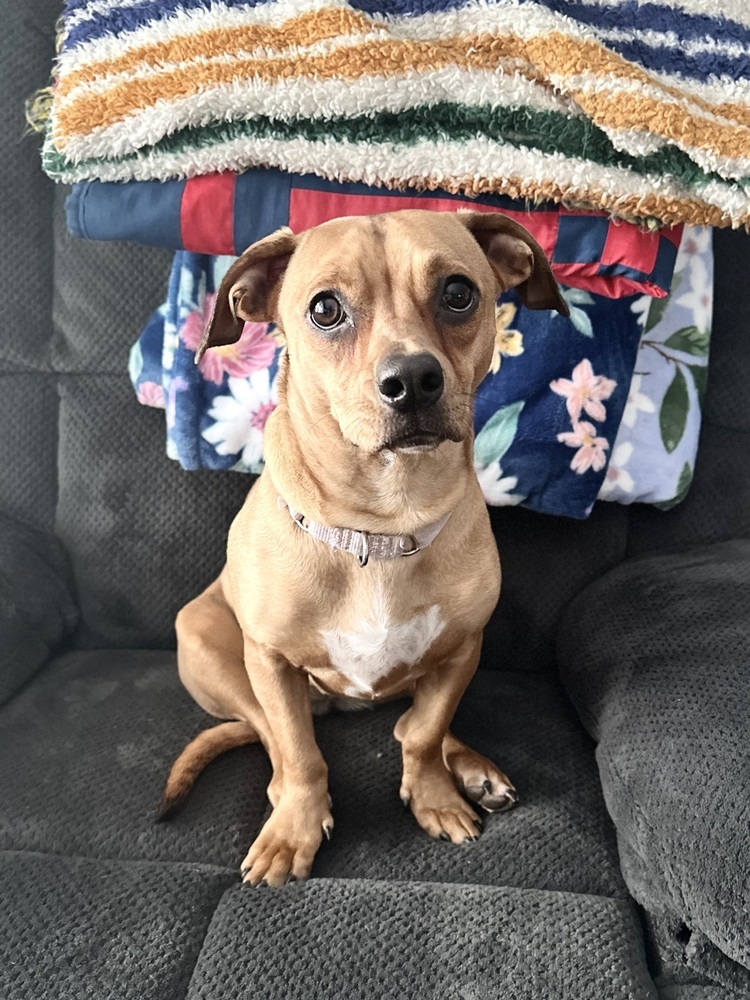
<box><xmin>483</xmin><ymin>779</ymin><xmax>493</xmax><ymax>792</ymax></box>
<box><xmin>400</xmin><ymin>795</ymin><xmax>411</xmax><ymax>808</ymax></box>
<box><xmin>439</xmin><ymin>831</ymin><xmax>450</xmax><ymax>842</ymax></box>
<box><xmin>323</xmin><ymin>824</ymin><xmax>333</xmax><ymax>841</ymax></box>
<box><xmin>506</xmin><ymin>789</ymin><xmax>519</xmax><ymax>804</ymax></box>
<box><xmin>240</xmin><ymin>866</ymin><xmax>250</xmax><ymax>878</ymax></box>
<box><xmin>285</xmin><ymin>874</ymin><xmax>297</xmax><ymax>885</ymax></box>
<box><xmin>463</xmin><ymin>835</ymin><xmax>478</xmax><ymax>844</ymax></box>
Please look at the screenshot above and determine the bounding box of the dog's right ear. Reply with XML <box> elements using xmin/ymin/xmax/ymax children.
<box><xmin>196</xmin><ymin>227</ymin><xmax>298</xmax><ymax>361</ymax></box>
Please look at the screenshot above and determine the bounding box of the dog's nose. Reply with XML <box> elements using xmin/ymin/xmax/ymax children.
<box><xmin>376</xmin><ymin>353</ymin><xmax>445</xmax><ymax>411</ymax></box>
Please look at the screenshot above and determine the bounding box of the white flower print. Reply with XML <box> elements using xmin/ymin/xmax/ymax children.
<box><xmin>202</xmin><ymin>372</ymin><xmax>278</xmax><ymax>469</ymax></box>
<box><xmin>598</xmin><ymin>442</ymin><xmax>635</xmax><ymax>499</ymax></box>
<box><xmin>621</xmin><ymin>374</ymin><xmax>656</xmax><ymax>429</ymax></box>
<box><xmin>474</xmin><ymin>460</ymin><xmax>526</xmax><ymax>506</ymax></box>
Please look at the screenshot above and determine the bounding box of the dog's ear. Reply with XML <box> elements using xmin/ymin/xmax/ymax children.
<box><xmin>458</xmin><ymin>211</ymin><xmax>569</xmax><ymax>316</ymax></box>
<box><xmin>196</xmin><ymin>227</ymin><xmax>299</xmax><ymax>361</ymax></box>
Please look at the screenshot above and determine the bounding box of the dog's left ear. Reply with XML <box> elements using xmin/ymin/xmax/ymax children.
<box><xmin>196</xmin><ymin>227</ymin><xmax>299</xmax><ymax>361</ymax></box>
<box><xmin>459</xmin><ymin>212</ymin><xmax>569</xmax><ymax>316</ymax></box>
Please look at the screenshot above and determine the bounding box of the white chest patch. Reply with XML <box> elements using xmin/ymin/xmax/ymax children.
<box><xmin>320</xmin><ymin>586</ymin><xmax>444</xmax><ymax>696</ymax></box>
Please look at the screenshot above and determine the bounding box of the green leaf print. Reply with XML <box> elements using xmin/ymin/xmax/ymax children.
<box><xmin>686</xmin><ymin>362</ymin><xmax>708</xmax><ymax>401</ymax></box>
<box><xmin>653</xmin><ymin>462</ymin><xmax>694</xmax><ymax>511</ymax></box>
<box><xmin>474</xmin><ymin>401</ymin><xmax>525</xmax><ymax>468</ymax></box>
<box><xmin>663</xmin><ymin>326</ymin><xmax>710</xmax><ymax>358</ymax></box>
<box><xmin>659</xmin><ymin>367</ymin><xmax>689</xmax><ymax>454</ymax></box>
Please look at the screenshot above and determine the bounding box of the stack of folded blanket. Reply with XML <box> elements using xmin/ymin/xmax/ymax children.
<box><xmin>45</xmin><ymin>0</ymin><xmax>750</xmax><ymax>227</ymax></box>
<box><xmin>38</xmin><ymin>0</ymin><xmax>738</xmax><ymax>516</ymax></box>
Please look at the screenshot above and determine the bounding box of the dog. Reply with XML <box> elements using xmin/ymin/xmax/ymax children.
<box><xmin>159</xmin><ymin>209</ymin><xmax>568</xmax><ymax>887</ymax></box>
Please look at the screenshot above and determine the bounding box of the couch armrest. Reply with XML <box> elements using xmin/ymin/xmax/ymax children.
<box><xmin>0</xmin><ymin>513</ymin><xmax>78</xmax><ymax>704</ymax></box>
<box><xmin>557</xmin><ymin>539</ymin><xmax>750</xmax><ymax>994</ymax></box>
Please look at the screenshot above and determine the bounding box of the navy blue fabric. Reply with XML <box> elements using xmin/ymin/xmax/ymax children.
<box><xmin>64</xmin><ymin>0</ymin><xmax>270</xmax><ymax>49</ymax></box>
<box><xmin>233</xmin><ymin>168</ymin><xmax>292</xmax><ymax>254</ymax></box>
<box><xmin>536</xmin><ymin>0</ymin><xmax>750</xmax><ymax>49</ymax></box>
<box><xmin>610</xmin><ymin>39</ymin><xmax>749</xmax><ymax>83</ymax></box>
<box><xmin>67</xmin><ymin>177</ymin><xmax>184</xmax><ymax>249</ymax></box>
<box><xmin>554</xmin><ymin>216</ymin><xmax>609</xmax><ymax>265</ymax></box>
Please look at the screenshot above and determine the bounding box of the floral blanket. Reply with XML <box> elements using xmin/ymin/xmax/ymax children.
<box><xmin>131</xmin><ymin>228</ymin><xmax>712</xmax><ymax>519</ymax></box>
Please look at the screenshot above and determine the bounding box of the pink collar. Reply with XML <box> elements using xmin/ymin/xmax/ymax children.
<box><xmin>279</xmin><ymin>498</ymin><xmax>451</xmax><ymax>568</ymax></box>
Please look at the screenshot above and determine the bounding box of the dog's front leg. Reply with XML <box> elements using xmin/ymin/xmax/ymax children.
<box><xmin>240</xmin><ymin>638</ymin><xmax>332</xmax><ymax>887</ymax></box>
<box><xmin>395</xmin><ymin>635</ymin><xmax>512</xmax><ymax>843</ymax></box>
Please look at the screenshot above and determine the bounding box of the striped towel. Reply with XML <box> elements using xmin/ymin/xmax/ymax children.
<box><xmin>44</xmin><ymin>0</ymin><xmax>750</xmax><ymax>228</ymax></box>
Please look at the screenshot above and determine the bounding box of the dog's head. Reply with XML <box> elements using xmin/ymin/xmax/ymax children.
<box><xmin>198</xmin><ymin>210</ymin><xmax>568</xmax><ymax>454</ymax></box>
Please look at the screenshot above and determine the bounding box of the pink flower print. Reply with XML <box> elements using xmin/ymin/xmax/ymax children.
<box><xmin>181</xmin><ymin>292</ymin><xmax>277</xmax><ymax>385</ymax></box>
<box><xmin>251</xmin><ymin>399</ymin><xmax>276</xmax><ymax>432</ymax></box>
<box><xmin>137</xmin><ymin>381</ymin><xmax>165</xmax><ymax>408</ymax></box>
<box><xmin>557</xmin><ymin>421</ymin><xmax>610</xmax><ymax>474</ymax></box>
<box><xmin>550</xmin><ymin>359</ymin><xmax>617</xmax><ymax>424</ymax></box>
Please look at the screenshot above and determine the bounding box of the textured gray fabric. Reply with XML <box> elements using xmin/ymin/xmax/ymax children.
<box><xmin>0</xmin><ymin>3</ymin><xmax>60</xmax><ymax>532</ymax></box>
<box><xmin>0</xmin><ymin>2</ymin><xmax>57</xmax><ymax>374</ymax></box>
<box><xmin>187</xmin><ymin>878</ymin><xmax>657</xmax><ymax>1000</ymax></box>
<box><xmin>0</xmin><ymin>651</ymin><xmax>626</xmax><ymax>898</ymax></box>
<box><xmin>0</xmin><ymin>513</ymin><xmax>77</xmax><ymax>704</ymax></box>
<box><xmin>0</xmin><ymin>649</ymin><xmax>271</xmax><ymax>864</ymax></box>
<box><xmin>0</xmin><ymin>851</ymin><xmax>233</xmax><ymax>1000</ymax></box>
<box><xmin>484</xmin><ymin>501</ymin><xmax>628</xmax><ymax>671</ymax></box>
<box><xmin>0</xmin><ymin>373</ymin><xmax>59</xmax><ymax>529</ymax></box>
<box><xmin>702</xmin><ymin>229</ymin><xmax>750</xmax><ymax>434</ymax></box>
<box><xmin>55</xmin><ymin>375</ymin><xmax>249</xmax><ymax>647</ymax></box>
<box><xmin>50</xmin><ymin>188</ymin><xmax>173</xmax><ymax>375</ymax></box>
<box><xmin>659</xmin><ymin>990</ymin><xmax>745</xmax><ymax>1000</ymax></box>
<box><xmin>557</xmin><ymin>540</ymin><xmax>750</xmax><ymax>993</ymax></box>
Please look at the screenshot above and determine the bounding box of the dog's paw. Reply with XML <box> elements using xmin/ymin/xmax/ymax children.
<box><xmin>240</xmin><ymin>798</ymin><xmax>333</xmax><ymax>888</ymax></box>
<box><xmin>401</xmin><ymin>770</ymin><xmax>482</xmax><ymax>845</ymax></box>
<box><xmin>444</xmin><ymin>741</ymin><xmax>518</xmax><ymax>813</ymax></box>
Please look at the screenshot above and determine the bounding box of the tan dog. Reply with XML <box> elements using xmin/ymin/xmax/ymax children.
<box><xmin>159</xmin><ymin>209</ymin><xmax>568</xmax><ymax>887</ymax></box>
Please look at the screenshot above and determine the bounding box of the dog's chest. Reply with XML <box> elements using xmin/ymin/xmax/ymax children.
<box><xmin>318</xmin><ymin>583</ymin><xmax>444</xmax><ymax>697</ymax></box>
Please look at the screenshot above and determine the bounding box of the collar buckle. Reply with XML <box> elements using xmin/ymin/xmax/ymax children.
<box><xmin>398</xmin><ymin>535</ymin><xmax>420</xmax><ymax>557</ymax></box>
<box><xmin>356</xmin><ymin>532</ymin><xmax>370</xmax><ymax>568</ymax></box>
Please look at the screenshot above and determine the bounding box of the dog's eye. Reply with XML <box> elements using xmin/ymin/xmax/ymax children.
<box><xmin>441</xmin><ymin>276</ymin><xmax>476</xmax><ymax>313</ymax></box>
<box><xmin>309</xmin><ymin>292</ymin><xmax>346</xmax><ymax>330</ymax></box>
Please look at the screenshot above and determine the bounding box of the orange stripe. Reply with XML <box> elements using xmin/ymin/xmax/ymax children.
<box><xmin>59</xmin><ymin>21</ymin><xmax>750</xmax><ymax>132</ymax></box>
<box><xmin>56</xmin><ymin>10</ymin><xmax>382</xmax><ymax>99</ymax></box>
<box><xmin>566</xmin><ymin>86</ymin><xmax>750</xmax><ymax>160</ymax></box>
<box><xmin>399</xmin><ymin>171</ymin><xmax>743</xmax><ymax>229</ymax></box>
<box><xmin>523</xmin><ymin>32</ymin><xmax>750</xmax><ymax>133</ymax></box>
<box><xmin>53</xmin><ymin>35</ymin><xmax>547</xmax><ymax>138</ymax></box>
<box><xmin>53</xmin><ymin>28</ymin><xmax>748</xmax><ymax>162</ymax></box>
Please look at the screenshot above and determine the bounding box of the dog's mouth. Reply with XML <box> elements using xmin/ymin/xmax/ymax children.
<box><xmin>379</xmin><ymin>414</ymin><xmax>466</xmax><ymax>454</ymax></box>
<box><xmin>384</xmin><ymin>432</ymin><xmax>444</xmax><ymax>453</ymax></box>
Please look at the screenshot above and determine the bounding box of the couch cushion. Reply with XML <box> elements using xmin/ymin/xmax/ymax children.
<box><xmin>0</xmin><ymin>851</ymin><xmax>232</xmax><ymax>1000</ymax></box>
<box><xmin>0</xmin><ymin>513</ymin><xmax>77</xmax><ymax>705</ymax></box>
<box><xmin>187</xmin><ymin>878</ymin><xmax>657</xmax><ymax>1000</ymax></box>
<box><xmin>0</xmin><ymin>651</ymin><xmax>626</xmax><ymax>898</ymax></box>
<box><xmin>558</xmin><ymin>540</ymin><xmax>750</xmax><ymax>994</ymax></box>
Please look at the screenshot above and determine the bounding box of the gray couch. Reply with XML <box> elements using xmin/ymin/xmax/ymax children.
<box><xmin>1</xmin><ymin>4</ymin><xmax>749</xmax><ymax>999</ymax></box>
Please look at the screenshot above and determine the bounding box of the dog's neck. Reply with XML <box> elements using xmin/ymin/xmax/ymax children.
<box><xmin>264</xmin><ymin>368</ymin><xmax>472</xmax><ymax>536</ymax></box>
